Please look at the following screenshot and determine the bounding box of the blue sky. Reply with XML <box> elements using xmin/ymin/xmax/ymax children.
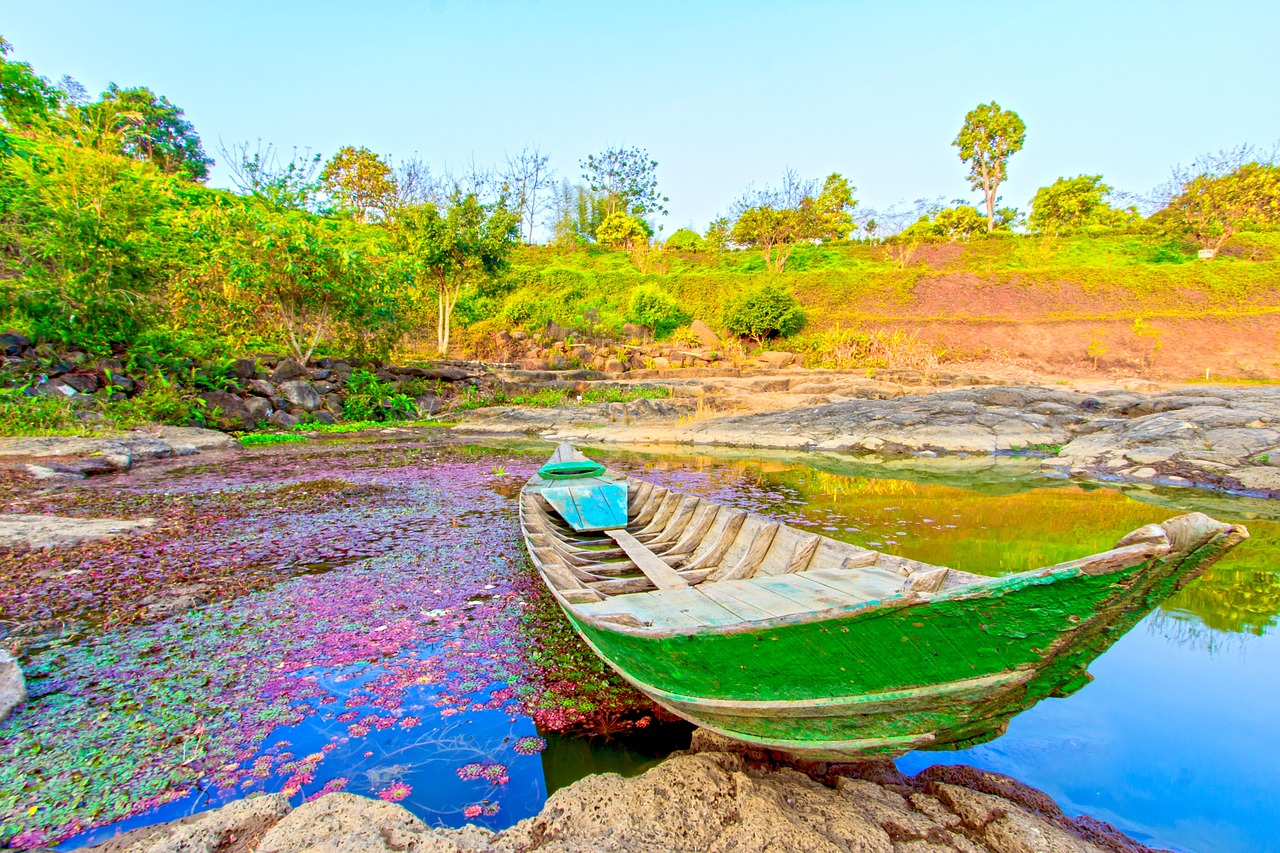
<box><xmin>6</xmin><ymin>0</ymin><xmax>1279</xmax><ymax>232</ymax></box>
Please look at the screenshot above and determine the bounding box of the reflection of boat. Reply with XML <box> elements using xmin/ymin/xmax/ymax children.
<box><xmin>520</xmin><ymin>445</ymin><xmax>1251</xmax><ymax>759</ymax></box>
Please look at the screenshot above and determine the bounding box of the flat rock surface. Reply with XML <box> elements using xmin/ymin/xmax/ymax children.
<box><xmin>0</xmin><ymin>427</ymin><xmax>236</xmax><ymax>479</ymax></box>
<box><xmin>0</xmin><ymin>515</ymin><xmax>156</xmax><ymax>549</ymax></box>
<box><xmin>459</xmin><ymin>384</ymin><xmax>1280</xmax><ymax>496</ymax></box>
<box><xmin>86</xmin><ymin>734</ymin><xmax>1157</xmax><ymax>853</ymax></box>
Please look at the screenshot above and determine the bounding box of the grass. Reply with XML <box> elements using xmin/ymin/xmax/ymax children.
<box><xmin>239</xmin><ymin>433</ymin><xmax>311</xmax><ymax>447</ymax></box>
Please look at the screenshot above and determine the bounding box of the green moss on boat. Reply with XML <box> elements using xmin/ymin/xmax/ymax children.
<box><xmin>521</xmin><ymin>445</ymin><xmax>1249</xmax><ymax>759</ymax></box>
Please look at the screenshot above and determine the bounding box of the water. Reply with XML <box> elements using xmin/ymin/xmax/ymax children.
<box><xmin>2</xmin><ymin>438</ymin><xmax>1276</xmax><ymax>852</ymax></box>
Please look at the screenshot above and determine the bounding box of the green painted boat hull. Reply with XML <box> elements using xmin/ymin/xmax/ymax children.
<box><xmin>522</xmin><ymin>449</ymin><xmax>1249</xmax><ymax>759</ymax></box>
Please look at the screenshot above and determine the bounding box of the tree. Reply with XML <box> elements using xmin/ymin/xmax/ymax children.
<box><xmin>703</xmin><ymin>217</ymin><xmax>730</xmax><ymax>252</ymax></box>
<box><xmin>96</xmin><ymin>84</ymin><xmax>213</xmax><ymax>181</ymax></box>
<box><xmin>729</xmin><ymin>171</ymin><xmax>856</xmax><ymax>271</ymax></box>
<box><xmin>903</xmin><ymin>205</ymin><xmax>989</xmax><ymax>242</ymax></box>
<box><xmin>722</xmin><ymin>282</ymin><xmax>806</xmax><ymax>347</ymax></box>
<box><xmin>320</xmin><ymin>146</ymin><xmax>396</xmax><ymax>222</ymax></box>
<box><xmin>222</xmin><ymin>140</ymin><xmax>323</xmax><ymax>210</ymax></box>
<box><xmin>396</xmin><ymin>192</ymin><xmax>519</xmax><ymax>354</ymax></box>
<box><xmin>500</xmin><ymin>145</ymin><xmax>556</xmax><ymax>243</ymax></box>
<box><xmin>0</xmin><ymin>37</ymin><xmax>61</xmax><ymax>127</ymax></box>
<box><xmin>581</xmin><ymin>146</ymin><xmax>667</xmax><ymax>217</ymax></box>
<box><xmin>596</xmin><ymin>211</ymin><xmax>650</xmax><ymax>251</ymax></box>
<box><xmin>1162</xmin><ymin>158</ymin><xmax>1280</xmax><ymax>256</ymax></box>
<box><xmin>954</xmin><ymin>101</ymin><xmax>1026</xmax><ymax>232</ymax></box>
<box><xmin>550</xmin><ymin>180</ymin><xmax>608</xmax><ymax>246</ymax></box>
<box><xmin>1030</xmin><ymin>175</ymin><xmax>1134</xmax><ymax>235</ymax></box>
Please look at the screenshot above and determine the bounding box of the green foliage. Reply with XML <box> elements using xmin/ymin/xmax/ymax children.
<box><xmin>339</xmin><ymin>369</ymin><xmax>416</xmax><ymax>422</ymax></box>
<box><xmin>903</xmin><ymin>205</ymin><xmax>990</xmax><ymax>242</ymax></box>
<box><xmin>0</xmin><ymin>388</ymin><xmax>80</xmax><ymax>435</ymax></box>
<box><xmin>954</xmin><ymin>101</ymin><xmax>1026</xmax><ymax>231</ymax></box>
<box><xmin>580</xmin><ymin>146</ymin><xmax>667</xmax><ymax>217</ymax></box>
<box><xmin>1030</xmin><ymin>175</ymin><xmax>1135</xmax><ymax>235</ymax></box>
<box><xmin>95</xmin><ymin>83</ymin><xmax>213</xmax><ymax>181</ymax></box>
<box><xmin>664</xmin><ymin>228</ymin><xmax>705</xmax><ymax>253</ymax></box>
<box><xmin>729</xmin><ymin>172</ymin><xmax>856</xmax><ymax>271</ymax></box>
<box><xmin>320</xmin><ymin>145</ymin><xmax>395</xmax><ymax>222</ymax></box>
<box><xmin>239</xmin><ymin>432</ymin><xmax>311</xmax><ymax>446</ymax></box>
<box><xmin>596</xmin><ymin>212</ymin><xmax>651</xmax><ymax>250</ymax></box>
<box><xmin>1162</xmin><ymin>162</ymin><xmax>1280</xmax><ymax>254</ymax></box>
<box><xmin>625</xmin><ymin>285</ymin><xmax>689</xmax><ymax>337</ymax></box>
<box><xmin>580</xmin><ymin>385</ymin><xmax>671</xmax><ymax>404</ymax></box>
<box><xmin>0</xmin><ymin>37</ymin><xmax>61</xmax><ymax>127</ymax></box>
<box><xmin>722</xmin><ymin>282</ymin><xmax>805</xmax><ymax>345</ymax></box>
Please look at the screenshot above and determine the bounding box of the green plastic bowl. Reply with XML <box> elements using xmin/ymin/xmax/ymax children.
<box><xmin>538</xmin><ymin>460</ymin><xmax>607</xmax><ymax>480</ymax></box>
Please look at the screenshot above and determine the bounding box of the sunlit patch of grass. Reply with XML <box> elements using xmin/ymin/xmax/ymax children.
<box><xmin>239</xmin><ymin>433</ymin><xmax>311</xmax><ymax>447</ymax></box>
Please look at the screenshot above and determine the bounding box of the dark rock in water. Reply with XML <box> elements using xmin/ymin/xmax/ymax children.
<box><xmin>270</xmin><ymin>358</ymin><xmax>306</xmax><ymax>384</ymax></box>
<box><xmin>311</xmin><ymin>411</ymin><xmax>337</xmax><ymax>425</ymax></box>
<box><xmin>243</xmin><ymin>396</ymin><xmax>272</xmax><ymax>423</ymax></box>
<box><xmin>232</xmin><ymin>358</ymin><xmax>257</xmax><ymax>379</ymax></box>
<box><xmin>415</xmin><ymin>395</ymin><xmax>444</xmax><ymax>416</ymax></box>
<box><xmin>278</xmin><ymin>380</ymin><xmax>322</xmax><ymax>412</ymax></box>
<box><xmin>0</xmin><ymin>331</ymin><xmax>31</xmax><ymax>356</ymax></box>
<box><xmin>61</xmin><ymin>374</ymin><xmax>99</xmax><ymax>394</ymax></box>
<box><xmin>197</xmin><ymin>391</ymin><xmax>256</xmax><ymax>431</ymax></box>
<box><xmin>246</xmin><ymin>379</ymin><xmax>276</xmax><ymax>398</ymax></box>
<box><xmin>0</xmin><ymin>651</ymin><xmax>25</xmax><ymax>723</ymax></box>
<box><xmin>268</xmin><ymin>410</ymin><xmax>300</xmax><ymax>429</ymax></box>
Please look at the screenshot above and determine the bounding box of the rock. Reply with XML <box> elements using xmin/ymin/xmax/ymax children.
<box><xmin>416</xmin><ymin>395</ymin><xmax>444</xmax><ymax>416</ymax></box>
<box><xmin>139</xmin><ymin>583</ymin><xmax>211</xmax><ymax>618</ymax></box>
<box><xmin>313</xmin><ymin>380</ymin><xmax>336</xmax><ymax>395</ymax></box>
<box><xmin>106</xmin><ymin>374</ymin><xmax>137</xmax><ymax>393</ymax></box>
<box><xmin>46</xmin><ymin>360</ymin><xmax>73</xmax><ymax>377</ymax></box>
<box><xmin>622</xmin><ymin>322</ymin><xmax>650</xmax><ymax>341</ymax></box>
<box><xmin>0</xmin><ymin>650</ymin><xmax>27</xmax><ymax>723</ymax></box>
<box><xmin>690</xmin><ymin>319</ymin><xmax>720</xmax><ymax>348</ymax></box>
<box><xmin>61</xmin><ymin>373</ymin><xmax>100</xmax><ymax>394</ymax></box>
<box><xmin>308</xmin><ymin>368</ymin><xmax>332</xmax><ymax>381</ymax></box>
<box><xmin>278</xmin><ymin>381</ymin><xmax>323</xmax><ymax>412</ymax></box>
<box><xmin>759</xmin><ymin>350</ymin><xmax>796</xmax><ymax>368</ymax></box>
<box><xmin>0</xmin><ymin>515</ymin><xmax>156</xmax><ymax>549</ymax></box>
<box><xmin>268</xmin><ymin>411</ymin><xmax>300</xmax><ymax>429</ymax></box>
<box><xmin>36</xmin><ymin>377</ymin><xmax>80</xmax><ymax>398</ymax></box>
<box><xmin>0</xmin><ymin>331</ymin><xmax>31</xmax><ymax>356</ymax></box>
<box><xmin>323</xmin><ymin>394</ymin><xmax>344</xmax><ymax>415</ymax></box>
<box><xmin>311</xmin><ymin>411</ymin><xmax>337</xmax><ymax>425</ymax></box>
<box><xmin>247</xmin><ymin>379</ymin><xmax>277</xmax><ymax>398</ymax></box>
<box><xmin>257</xmin><ymin>793</ymin><xmax>459</xmax><ymax>853</ymax></box>
<box><xmin>652</xmin><ymin>356</ymin><xmax>670</xmax><ymax>370</ymax></box>
<box><xmin>198</xmin><ymin>391</ymin><xmax>257</xmax><ymax>431</ymax></box>
<box><xmin>84</xmin><ymin>793</ymin><xmax>290</xmax><ymax>853</ymax></box>
<box><xmin>243</xmin><ymin>397</ymin><xmax>273</xmax><ymax>423</ymax></box>
<box><xmin>270</xmin><ymin>358</ymin><xmax>306</xmax><ymax>384</ymax></box>
<box><xmin>419</xmin><ymin>367</ymin><xmax>471</xmax><ymax>382</ymax></box>
<box><xmin>232</xmin><ymin>358</ymin><xmax>258</xmax><ymax>380</ymax></box>
<box><xmin>604</xmin><ymin>357</ymin><xmax>626</xmax><ymax>373</ymax></box>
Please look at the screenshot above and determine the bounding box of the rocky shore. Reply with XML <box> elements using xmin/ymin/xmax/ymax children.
<box><xmin>80</xmin><ymin>732</ymin><xmax>1156</xmax><ymax>853</ymax></box>
<box><xmin>459</xmin><ymin>384</ymin><xmax>1280</xmax><ymax>496</ymax></box>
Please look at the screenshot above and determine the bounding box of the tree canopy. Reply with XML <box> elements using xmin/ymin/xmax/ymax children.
<box><xmin>1029</xmin><ymin>175</ymin><xmax>1134</xmax><ymax>235</ymax></box>
<box><xmin>954</xmin><ymin>102</ymin><xmax>1026</xmax><ymax>233</ymax></box>
<box><xmin>96</xmin><ymin>84</ymin><xmax>213</xmax><ymax>181</ymax></box>
<box><xmin>321</xmin><ymin>146</ymin><xmax>396</xmax><ymax>222</ymax></box>
<box><xmin>1163</xmin><ymin>161</ymin><xmax>1280</xmax><ymax>255</ymax></box>
<box><xmin>730</xmin><ymin>172</ymin><xmax>856</xmax><ymax>271</ymax></box>
<box><xmin>581</xmin><ymin>146</ymin><xmax>668</xmax><ymax>218</ymax></box>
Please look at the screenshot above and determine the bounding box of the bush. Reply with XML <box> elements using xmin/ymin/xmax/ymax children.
<box><xmin>625</xmin><ymin>285</ymin><xmax>690</xmax><ymax>338</ymax></box>
<box><xmin>721</xmin><ymin>282</ymin><xmax>805</xmax><ymax>345</ymax></box>
<box><xmin>341</xmin><ymin>369</ymin><xmax>416</xmax><ymax>422</ymax></box>
<box><xmin>664</xmin><ymin>228</ymin><xmax>706</xmax><ymax>253</ymax></box>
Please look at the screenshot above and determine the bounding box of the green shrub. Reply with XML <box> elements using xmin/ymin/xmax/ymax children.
<box><xmin>664</xmin><ymin>229</ymin><xmax>706</xmax><ymax>253</ymax></box>
<box><xmin>721</xmin><ymin>282</ymin><xmax>806</xmax><ymax>345</ymax></box>
<box><xmin>625</xmin><ymin>285</ymin><xmax>690</xmax><ymax>337</ymax></box>
<box><xmin>341</xmin><ymin>369</ymin><xmax>416</xmax><ymax>421</ymax></box>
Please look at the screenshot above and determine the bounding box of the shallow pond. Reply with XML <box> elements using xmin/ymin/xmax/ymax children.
<box><xmin>1</xmin><ymin>438</ymin><xmax>1276</xmax><ymax>853</ymax></box>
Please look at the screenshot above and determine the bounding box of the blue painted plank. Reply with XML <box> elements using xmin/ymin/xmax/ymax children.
<box><xmin>543</xmin><ymin>480</ymin><xmax>629</xmax><ymax>532</ymax></box>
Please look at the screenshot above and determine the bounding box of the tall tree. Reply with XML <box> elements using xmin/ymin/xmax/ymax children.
<box><xmin>550</xmin><ymin>180</ymin><xmax>608</xmax><ymax>246</ymax></box>
<box><xmin>1165</xmin><ymin>161</ymin><xmax>1280</xmax><ymax>256</ymax></box>
<box><xmin>320</xmin><ymin>145</ymin><xmax>396</xmax><ymax>222</ymax></box>
<box><xmin>96</xmin><ymin>84</ymin><xmax>213</xmax><ymax>181</ymax></box>
<box><xmin>501</xmin><ymin>145</ymin><xmax>556</xmax><ymax>243</ymax></box>
<box><xmin>222</xmin><ymin>141</ymin><xmax>322</xmax><ymax>210</ymax></box>
<box><xmin>954</xmin><ymin>101</ymin><xmax>1026</xmax><ymax>232</ymax></box>
<box><xmin>396</xmin><ymin>192</ymin><xmax>519</xmax><ymax>354</ymax></box>
<box><xmin>581</xmin><ymin>146</ymin><xmax>668</xmax><ymax>218</ymax></box>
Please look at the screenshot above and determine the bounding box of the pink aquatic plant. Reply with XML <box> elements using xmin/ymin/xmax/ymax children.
<box><xmin>376</xmin><ymin>781</ymin><xmax>412</xmax><ymax>802</ymax></box>
<box><xmin>512</xmin><ymin>737</ymin><xmax>546</xmax><ymax>756</ymax></box>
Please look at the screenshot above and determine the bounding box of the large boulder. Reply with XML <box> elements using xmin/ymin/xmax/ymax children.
<box><xmin>247</xmin><ymin>379</ymin><xmax>277</xmax><ymax>398</ymax></box>
<box><xmin>256</xmin><ymin>794</ymin><xmax>453</xmax><ymax>853</ymax></box>
<box><xmin>758</xmin><ymin>350</ymin><xmax>796</xmax><ymax>369</ymax></box>
<box><xmin>0</xmin><ymin>650</ymin><xmax>26</xmax><ymax>723</ymax></box>
<box><xmin>231</xmin><ymin>358</ymin><xmax>257</xmax><ymax>380</ymax></box>
<box><xmin>84</xmin><ymin>793</ymin><xmax>290</xmax><ymax>853</ymax></box>
<box><xmin>690</xmin><ymin>319</ymin><xmax>720</xmax><ymax>348</ymax></box>
<box><xmin>197</xmin><ymin>391</ymin><xmax>256</xmax><ymax>431</ymax></box>
<box><xmin>0</xmin><ymin>331</ymin><xmax>31</xmax><ymax>356</ymax></box>
<box><xmin>268</xmin><ymin>410</ymin><xmax>300</xmax><ymax>429</ymax></box>
<box><xmin>416</xmin><ymin>395</ymin><xmax>444</xmax><ymax>416</ymax></box>
<box><xmin>278</xmin><ymin>381</ymin><xmax>323</xmax><ymax>412</ymax></box>
<box><xmin>243</xmin><ymin>397</ymin><xmax>273</xmax><ymax>423</ymax></box>
<box><xmin>269</xmin><ymin>358</ymin><xmax>306</xmax><ymax>384</ymax></box>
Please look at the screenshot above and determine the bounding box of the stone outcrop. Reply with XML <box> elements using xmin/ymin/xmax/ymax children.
<box><xmin>0</xmin><ymin>515</ymin><xmax>155</xmax><ymax>549</ymax></box>
<box><xmin>85</xmin><ymin>736</ymin><xmax>1158</xmax><ymax>853</ymax></box>
<box><xmin>0</xmin><ymin>427</ymin><xmax>236</xmax><ymax>479</ymax></box>
<box><xmin>0</xmin><ymin>650</ymin><xmax>25</xmax><ymax>723</ymax></box>
<box><xmin>84</xmin><ymin>793</ymin><xmax>290</xmax><ymax>853</ymax></box>
<box><xmin>460</xmin><ymin>384</ymin><xmax>1280</xmax><ymax>495</ymax></box>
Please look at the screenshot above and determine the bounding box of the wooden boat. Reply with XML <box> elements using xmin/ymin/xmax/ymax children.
<box><xmin>520</xmin><ymin>445</ymin><xmax>1249</xmax><ymax>759</ymax></box>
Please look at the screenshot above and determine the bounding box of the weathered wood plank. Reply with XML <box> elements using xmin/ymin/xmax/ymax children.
<box><xmin>605</xmin><ymin>528</ymin><xmax>690</xmax><ymax>590</ymax></box>
<box><xmin>707</xmin><ymin>522</ymin><xmax>780</xmax><ymax>582</ymax></box>
<box><xmin>803</xmin><ymin>567</ymin><xmax>904</xmax><ymax>602</ymax></box>
<box><xmin>751</xmin><ymin>575</ymin><xmax>852</xmax><ymax>610</ymax></box>
<box><xmin>684</xmin><ymin>511</ymin><xmax>748</xmax><ymax>571</ymax></box>
<box><xmin>646</xmin><ymin>587</ymin><xmax>745</xmax><ymax>627</ymax></box>
<box><xmin>783</xmin><ymin>534</ymin><xmax>822</xmax><ymax>574</ymax></box>
<box><xmin>704</xmin><ymin>579</ymin><xmax>811</xmax><ymax>618</ymax></box>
